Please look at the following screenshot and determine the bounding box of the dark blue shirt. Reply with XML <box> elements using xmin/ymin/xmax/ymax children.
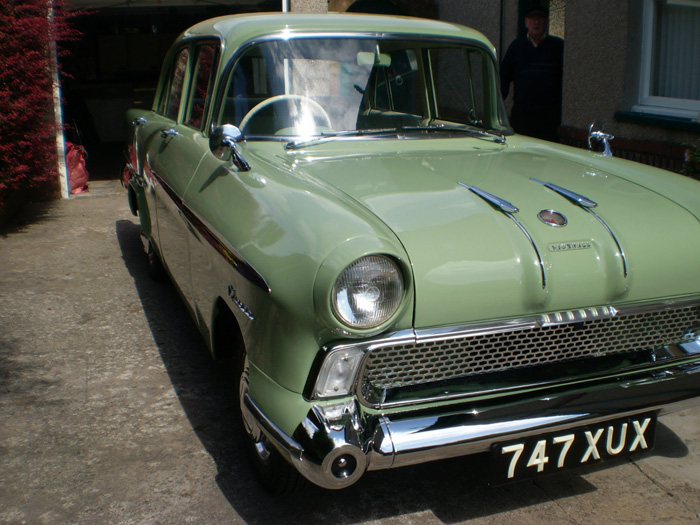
<box><xmin>500</xmin><ymin>35</ymin><xmax>564</xmax><ymax>113</ymax></box>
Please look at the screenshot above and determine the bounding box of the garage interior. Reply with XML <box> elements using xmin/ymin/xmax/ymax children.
<box><xmin>60</xmin><ymin>1</ymin><xmax>280</xmax><ymax>180</ymax></box>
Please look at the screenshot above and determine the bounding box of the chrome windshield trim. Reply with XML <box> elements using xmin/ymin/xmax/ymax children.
<box><xmin>285</xmin><ymin>126</ymin><xmax>506</xmax><ymax>150</ymax></box>
<box><xmin>211</xmin><ymin>32</ymin><xmax>510</xmax><ymax>135</ymax></box>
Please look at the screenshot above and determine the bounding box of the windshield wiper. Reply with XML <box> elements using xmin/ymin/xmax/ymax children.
<box><xmin>285</xmin><ymin>123</ymin><xmax>506</xmax><ymax>150</ymax></box>
<box><xmin>285</xmin><ymin>128</ymin><xmax>398</xmax><ymax>150</ymax></box>
<box><xmin>401</xmin><ymin>124</ymin><xmax>506</xmax><ymax>144</ymax></box>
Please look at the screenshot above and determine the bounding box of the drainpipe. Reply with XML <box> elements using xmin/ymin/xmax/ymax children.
<box><xmin>282</xmin><ymin>0</ymin><xmax>289</xmax><ymax>12</ymax></box>
<box><xmin>499</xmin><ymin>0</ymin><xmax>505</xmax><ymax>60</ymax></box>
<box><xmin>48</xmin><ymin>2</ymin><xmax>69</xmax><ymax>199</ymax></box>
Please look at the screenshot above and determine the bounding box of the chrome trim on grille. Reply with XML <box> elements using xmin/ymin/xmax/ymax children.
<box><xmin>538</xmin><ymin>305</ymin><xmax>617</xmax><ymax>327</ymax></box>
<box><xmin>351</xmin><ymin>299</ymin><xmax>700</xmax><ymax>408</ymax></box>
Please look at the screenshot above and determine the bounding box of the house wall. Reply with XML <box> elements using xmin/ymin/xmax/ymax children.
<box><xmin>437</xmin><ymin>0</ymin><xmax>698</xmax><ymax>171</ymax></box>
<box><xmin>561</xmin><ymin>1</ymin><xmax>697</xmax><ymax>170</ymax></box>
<box><xmin>290</xmin><ymin>0</ymin><xmax>326</xmax><ymax>12</ymax></box>
<box><xmin>432</xmin><ymin>0</ymin><xmax>518</xmax><ymax>61</ymax></box>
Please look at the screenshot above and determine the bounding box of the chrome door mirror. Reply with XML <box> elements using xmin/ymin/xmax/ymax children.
<box><xmin>210</xmin><ymin>124</ymin><xmax>251</xmax><ymax>171</ymax></box>
<box><xmin>588</xmin><ymin>121</ymin><xmax>614</xmax><ymax>157</ymax></box>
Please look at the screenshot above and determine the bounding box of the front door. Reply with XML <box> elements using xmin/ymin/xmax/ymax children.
<box><xmin>149</xmin><ymin>42</ymin><xmax>219</xmax><ymax>310</ymax></box>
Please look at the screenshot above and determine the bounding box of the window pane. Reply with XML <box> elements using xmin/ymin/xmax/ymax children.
<box><xmin>165</xmin><ymin>49</ymin><xmax>189</xmax><ymax>120</ymax></box>
<box><xmin>219</xmin><ymin>38</ymin><xmax>508</xmax><ymax>136</ymax></box>
<box><xmin>186</xmin><ymin>44</ymin><xmax>217</xmax><ymax>129</ymax></box>
<box><xmin>432</xmin><ymin>48</ymin><xmax>487</xmax><ymax>125</ymax></box>
<box><xmin>652</xmin><ymin>1</ymin><xmax>700</xmax><ymax>101</ymax></box>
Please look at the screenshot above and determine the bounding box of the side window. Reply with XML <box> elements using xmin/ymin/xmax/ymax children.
<box><xmin>185</xmin><ymin>43</ymin><xmax>218</xmax><ymax>130</ymax></box>
<box><xmin>431</xmin><ymin>48</ymin><xmax>487</xmax><ymax>126</ymax></box>
<box><xmin>164</xmin><ymin>48</ymin><xmax>189</xmax><ymax>121</ymax></box>
<box><xmin>373</xmin><ymin>49</ymin><xmax>421</xmax><ymax>115</ymax></box>
<box><xmin>221</xmin><ymin>53</ymin><xmax>270</xmax><ymax>127</ymax></box>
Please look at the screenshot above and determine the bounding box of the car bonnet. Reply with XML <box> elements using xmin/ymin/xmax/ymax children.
<box><xmin>286</xmin><ymin>140</ymin><xmax>700</xmax><ymax>328</ymax></box>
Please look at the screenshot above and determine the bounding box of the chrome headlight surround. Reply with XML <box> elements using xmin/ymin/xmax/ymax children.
<box><xmin>331</xmin><ymin>255</ymin><xmax>404</xmax><ymax>330</ymax></box>
<box><xmin>313</xmin><ymin>237</ymin><xmax>412</xmax><ymax>338</ymax></box>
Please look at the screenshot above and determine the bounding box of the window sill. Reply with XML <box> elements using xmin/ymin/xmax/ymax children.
<box><xmin>615</xmin><ymin>111</ymin><xmax>700</xmax><ymax>132</ymax></box>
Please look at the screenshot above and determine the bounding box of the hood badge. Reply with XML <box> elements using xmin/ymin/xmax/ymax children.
<box><xmin>538</xmin><ymin>210</ymin><xmax>567</xmax><ymax>227</ymax></box>
<box><xmin>549</xmin><ymin>241</ymin><xmax>592</xmax><ymax>252</ymax></box>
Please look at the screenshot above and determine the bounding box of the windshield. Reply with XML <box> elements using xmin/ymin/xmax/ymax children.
<box><xmin>218</xmin><ymin>37</ymin><xmax>510</xmax><ymax>138</ymax></box>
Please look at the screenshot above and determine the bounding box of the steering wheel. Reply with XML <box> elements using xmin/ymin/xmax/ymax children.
<box><xmin>239</xmin><ymin>94</ymin><xmax>332</xmax><ymax>134</ymax></box>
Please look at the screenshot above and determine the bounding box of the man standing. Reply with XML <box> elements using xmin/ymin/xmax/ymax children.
<box><xmin>500</xmin><ymin>3</ymin><xmax>564</xmax><ymax>142</ymax></box>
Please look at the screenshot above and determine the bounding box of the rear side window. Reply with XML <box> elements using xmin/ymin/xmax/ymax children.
<box><xmin>163</xmin><ymin>48</ymin><xmax>189</xmax><ymax>121</ymax></box>
<box><xmin>185</xmin><ymin>44</ymin><xmax>218</xmax><ymax>130</ymax></box>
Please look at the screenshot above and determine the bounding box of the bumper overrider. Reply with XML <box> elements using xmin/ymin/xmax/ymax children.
<box><xmin>242</xmin><ymin>357</ymin><xmax>700</xmax><ymax>489</ymax></box>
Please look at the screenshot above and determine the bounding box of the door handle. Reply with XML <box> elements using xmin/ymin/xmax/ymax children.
<box><xmin>161</xmin><ymin>128</ymin><xmax>180</xmax><ymax>139</ymax></box>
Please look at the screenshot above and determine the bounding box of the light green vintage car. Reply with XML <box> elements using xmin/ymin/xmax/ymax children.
<box><xmin>124</xmin><ymin>12</ymin><xmax>700</xmax><ymax>492</ymax></box>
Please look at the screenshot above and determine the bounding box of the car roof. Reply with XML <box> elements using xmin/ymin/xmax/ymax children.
<box><xmin>181</xmin><ymin>12</ymin><xmax>495</xmax><ymax>58</ymax></box>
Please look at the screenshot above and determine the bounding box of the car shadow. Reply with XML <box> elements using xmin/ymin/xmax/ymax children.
<box><xmin>115</xmin><ymin>217</ymin><xmax>690</xmax><ymax>523</ymax></box>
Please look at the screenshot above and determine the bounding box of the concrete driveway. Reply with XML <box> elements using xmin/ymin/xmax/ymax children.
<box><xmin>1</xmin><ymin>180</ymin><xmax>700</xmax><ymax>523</ymax></box>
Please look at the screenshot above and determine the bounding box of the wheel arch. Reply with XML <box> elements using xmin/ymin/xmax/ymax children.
<box><xmin>211</xmin><ymin>297</ymin><xmax>246</xmax><ymax>363</ymax></box>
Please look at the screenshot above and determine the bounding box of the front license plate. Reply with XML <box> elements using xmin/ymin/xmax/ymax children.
<box><xmin>490</xmin><ymin>412</ymin><xmax>657</xmax><ymax>484</ymax></box>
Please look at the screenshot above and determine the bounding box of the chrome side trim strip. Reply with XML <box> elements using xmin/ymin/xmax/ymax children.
<box><xmin>461</xmin><ymin>183</ymin><xmax>546</xmax><ymax>288</ymax></box>
<box><xmin>531</xmin><ymin>178</ymin><xmax>628</xmax><ymax>277</ymax></box>
<box><xmin>151</xmin><ymin>171</ymin><xmax>271</xmax><ymax>293</ymax></box>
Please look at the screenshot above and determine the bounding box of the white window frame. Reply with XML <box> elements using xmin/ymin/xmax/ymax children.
<box><xmin>633</xmin><ymin>0</ymin><xmax>700</xmax><ymax>119</ymax></box>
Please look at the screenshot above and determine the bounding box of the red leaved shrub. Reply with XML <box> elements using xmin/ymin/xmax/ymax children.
<box><xmin>0</xmin><ymin>0</ymin><xmax>82</xmax><ymax>216</ymax></box>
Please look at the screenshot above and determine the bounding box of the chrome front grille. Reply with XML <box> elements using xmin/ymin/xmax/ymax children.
<box><xmin>361</xmin><ymin>302</ymin><xmax>700</xmax><ymax>394</ymax></box>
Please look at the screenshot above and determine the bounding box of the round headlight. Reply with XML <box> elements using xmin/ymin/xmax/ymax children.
<box><xmin>331</xmin><ymin>255</ymin><xmax>404</xmax><ymax>329</ymax></box>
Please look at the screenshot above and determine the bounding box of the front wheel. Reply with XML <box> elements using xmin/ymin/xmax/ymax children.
<box><xmin>238</xmin><ymin>358</ymin><xmax>306</xmax><ymax>494</ymax></box>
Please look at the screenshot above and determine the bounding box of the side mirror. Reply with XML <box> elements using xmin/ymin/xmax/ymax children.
<box><xmin>210</xmin><ymin>124</ymin><xmax>251</xmax><ymax>171</ymax></box>
<box><xmin>588</xmin><ymin>121</ymin><xmax>614</xmax><ymax>157</ymax></box>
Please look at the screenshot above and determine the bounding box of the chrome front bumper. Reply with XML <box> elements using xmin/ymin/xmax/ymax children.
<box><xmin>242</xmin><ymin>359</ymin><xmax>700</xmax><ymax>490</ymax></box>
